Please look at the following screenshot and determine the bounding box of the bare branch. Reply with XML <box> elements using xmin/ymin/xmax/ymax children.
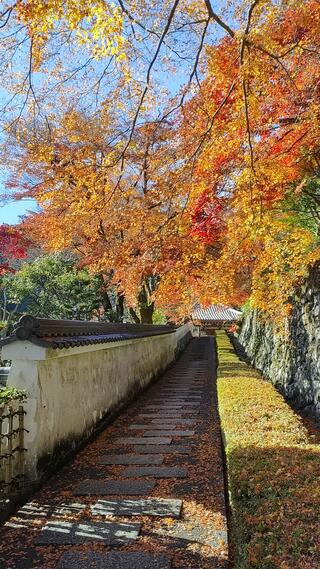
<box><xmin>157</xmin><ymin>16</ymin><xmax>210</xmax><ymax>125</ymax></box>
<box><xmin>204</xmin><ymin>0</ymin><xmax>235</xmax><ymax>38</ymax></box>
<box><xmin>242</xmin><ymin>78</ymin><xmax>255</xmax><ymax>173</ymax></box>
<box><xmin>117</xmin><ymin>0</ymin><xmax>160</xmax><ymax>38</ymax></box>
<box><xmin>240</xmin><ymin>0</ymin><xmax>260</xmax><ymax>62</ymax></box>
<box><xmin>190</xmin><ymin>79</ymin><xmax>237</xmax><ymax>161</ymax></box>
<box><xmin>275</xmin><ymin>131</ymin><xmax>308</xmax><ymax>157</ymax></box>
<box><xmin>0</xmin><ymin>4</ymin><xmax>15</xmax><ymax>29</ymax></box>
<box><xmin>119</xmin><ymin>0</ymin><xmax>180</xmax><ymax>168</ymax></box>
<box><xmin>250</xmin><ymin>41</ymin><xmax>301</xmax><ymax>94</ymax></box>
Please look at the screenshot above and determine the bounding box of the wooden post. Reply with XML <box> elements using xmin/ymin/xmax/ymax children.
<box><xmin>18</xmin><ymin>405</ymin><xmax>25</xmax><ymax>489</ymax></box>
<box><xmin>0</xmin><ymin>407</ymin><xmax>3</xmax><ymax>496</ymax></box>
<box><xmin>5</xmin><ymin>406</ymin><xmax>13</xmax><ymax>488</ymax></box>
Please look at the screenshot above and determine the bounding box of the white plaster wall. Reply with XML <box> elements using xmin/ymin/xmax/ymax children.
<box><xmin>4</xmin><ymin>324</ymin><xmax>191</xmax><ymax>481</ymax></box>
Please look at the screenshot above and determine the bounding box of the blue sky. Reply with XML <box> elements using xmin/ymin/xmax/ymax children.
<box><xmin>0</xmin><ymin>199</ymin><xmax>38</xmax><ymax>224</ymax></box>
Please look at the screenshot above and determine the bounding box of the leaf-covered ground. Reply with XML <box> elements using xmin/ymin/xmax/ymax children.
<box><xmin>217</xmin><ymin>331</ymin><xmax>320</xmax><ymax>569</ymax></box>
<box><xmin>0</xmin><ymin>337</ymin><xmax>228</xmax><ymax>568</ymax></box>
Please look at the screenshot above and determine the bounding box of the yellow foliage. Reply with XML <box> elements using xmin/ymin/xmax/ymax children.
<box><xmin>16</xmin><ymin>0</ymin><xmax>125</xmax><ymax>67</ymax></box>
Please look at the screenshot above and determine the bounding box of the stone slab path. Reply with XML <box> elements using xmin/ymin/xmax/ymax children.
<box><xmin>0</xmin><ymin>337</ymin><xmax>228</xmax><ymax>569</ymax></box>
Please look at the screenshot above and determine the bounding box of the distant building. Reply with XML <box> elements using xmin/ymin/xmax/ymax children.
<box><xmin>191</xmin><ymin>304</ymin><xmax>242</xmax><ymax>335</ymax></box>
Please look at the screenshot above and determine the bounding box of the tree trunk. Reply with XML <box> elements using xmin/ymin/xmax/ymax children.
<box><xmin>139</xmin><ymin>302</ymin><xmax>154</xmax><ymax>324</ymax></box>
<box><xmin>116</xmin><ymin>293</ymin><xmax>125</xmax><ymax>321</ymax></box>
<box><xmin>129</xmin><ymin>307</ymin><xmax>141</xmax><ymax>324</ymax></box>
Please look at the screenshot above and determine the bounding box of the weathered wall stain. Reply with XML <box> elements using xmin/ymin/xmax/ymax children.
<box><xmin>5</xmin><ymin>324</ymin><xmax>192</xmax><ymax>481</ymax></box>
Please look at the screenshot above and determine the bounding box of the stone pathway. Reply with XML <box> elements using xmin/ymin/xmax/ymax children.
<box><xmin>0</xmin><ymin>337</ymin><xmax>228</xmax><ymax>568</ymax></box>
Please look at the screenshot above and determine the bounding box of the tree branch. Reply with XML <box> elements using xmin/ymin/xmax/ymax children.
<box><xmin>204</xmin><ymin>0</ymin><xmax>235</xmax><ymax>37</ymax></box>
<box><xmin>242</xmin><ymin>78</ymin><xmax>255</xmax><ymax>173</ymax></box>
<box><xmin>112</xmin><ymin>0</ymin><xmax>180</xmax><ymax>195</ymax></box>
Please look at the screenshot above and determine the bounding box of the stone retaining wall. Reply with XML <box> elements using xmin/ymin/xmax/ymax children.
<box><xmin>238</xmin><ymin>265</ymin><xmax>320</xmax><ymax>419</ymax></box>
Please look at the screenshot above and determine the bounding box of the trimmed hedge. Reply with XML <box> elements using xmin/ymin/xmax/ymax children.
<box><xmin>216</xmin><ymin>331</ymin><xmax>320</xmax><ymax>569</ymax></box>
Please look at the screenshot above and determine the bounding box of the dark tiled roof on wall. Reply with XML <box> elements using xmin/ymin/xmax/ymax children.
<box><xmin>0</xmin><ymin>316</ymin><xmax>176</xmax><ymax>349</ymax></box>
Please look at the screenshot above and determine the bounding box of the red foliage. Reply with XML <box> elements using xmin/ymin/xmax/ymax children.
<box><xmin>0</xmin><ymin>225</ymin><xmax>28</xmax><ymax>274</ymax></box>
<box><xmin>191</xmin><ymin>190</ymin><xmax>226</xmax><ymax>245</ymax></box>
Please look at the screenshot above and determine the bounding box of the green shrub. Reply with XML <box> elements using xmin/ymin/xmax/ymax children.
<box><xmin>0</xmin><ymin>386</ymin><xmax>27</xmax><ymax>405</ymax></box>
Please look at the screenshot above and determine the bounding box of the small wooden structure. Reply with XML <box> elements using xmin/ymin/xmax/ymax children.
<box><xmin>0</xmin><ymin>401</ymin><xmax>26</xmax><ymax>499</ymax></box>
<box><xmin>191</xmin><ymin>304</ymin><xmax>242</xmax><ymax>335</ymax></box>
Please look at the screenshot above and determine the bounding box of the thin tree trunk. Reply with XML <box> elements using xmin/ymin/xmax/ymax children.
<box><xmin>139</xmin><ymin>302</ymin><xmax>154</xmax><ymax>324</ymax></box>
<box><xmin>129</xmin><ymin>307</ymin><xmax>141</xmax><ymax>324</ymax></box>
<box><xmin>116</xmin><ymin>293</ymin><xmax>125</xmax><ymax>321</ymax></box>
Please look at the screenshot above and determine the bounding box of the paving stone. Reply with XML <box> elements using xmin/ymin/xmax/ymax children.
<box><xmin>144</xmin><ymin>402</ymin><xmax>181</xmax><ymax>405</ymax></box>
<box><xmin>162</xmin><ymin>393</ymin><xmax>201</xmax><ymax>395</ymax></box>
<box><xmin>91</xmin><ymin>497</ymin><xmax>182</xmax><ymax>518</ymax></box>
<box><xmin>137</xmin><ymin>414</ymin><xmax>185</xmax><ymax>419</ymax></box>
<box><xmin>151</xmin><ymin>402</ymin><xmax>201</xmax><ymax>407</ymax></box>
<box><xmin>167</xmin><ymin>376</ymin><xmax>204</xmax><ymax>378</ymax></box>
<box><xmin>138</xmin><ymin>410</ymin><xmax>199</xmax><ymax>417</ymax></box>
<box><xmin>143</xmin><ymin>407</ymin><xmax>200</xmax><ymax>412</ymax></box>
<box><xmin>18</xmin><ymin>501</ymin><xmax>85</xmax><ymax>518</ymax></box>
<box><xmin>56</xmin><ymin>551</ymin><xmax>172</xmax><ymax>569</ymax></box>
<box><xmin>150</xmin><ymin>400</ymin><xmax>201</xmax><ymax>404</ymax></box>
<box><xmin>142</xmin><ymin>430</ymin><xmax>195</xmax><ymax>437</ymax></box>
<box><xmin>166</xmin><ymin>381</ymin><xmax>204</xmax><ymax>384</ymax></box>
<box><xmin>117</xmin><ymin>436</ymin><xmax>172</xmax><ymax>445</ymax></box>
<box><xmin>149</xmin><ymin>419</ymin><xmax>196</xmax><ymax>426</ymax></box>
<box><xmin>159</xmin><ymin>397</ymin><xmax>202</xmax><ymax>401</ymax></box>
<box><xmin>143</xmin><ymin>406</ymin><xmax>184</xmax><ymax>411</ymax></box>
<box><xmin>99</xmin><ymin>454</ymin><xmax>164</xmax><ymax>465</ymax></box>
<box><xmin>128</xmin><ymin>423</ymin><xmax>170</xmax><ymax>431</ymax></box>
<box><xmin>73</xmin><ymin>480</ymin><xmax>156</xmax><ymax>496</ymax></box>
<box><xmin>164</xmin><ymin>385</ymin><xmax>202</xmax><ymax>389</ymax></box>
<box><xmin>165</xmin><ymin>393</ymin><xmax>202</xmax><ymax>396</ymax></box>
<box><xmin>158</xmin><ymin>385</ymin><xmax>202</xmax><ymax>393</ymax></box>
<box><xmin>170</xmin><ymin>386</ymin><xmax>204</xmax><ymax>389</ymax></box>
<box><xmin>158</xmin><ymin>397</ymin><xmax>200</xmax><ymax>400</ymax></box>
<box><xmin>122</xmin><ymin>466</ymin><xmax>187</xmax><ymax>478</ymax></box>
<box><xmin>158</xmin><ymin>394</ymin><xmax>201</xmax><ymax>397</ymax></box>
<box><xmin>157</xmin><ymin>522</ymin><xmax>228</xmax><ymax>549</ymax></box>
<box><xmin>161</xmin><ymin>389</ymin><xmax>197</xmax><ymax>391</ymax></box>
<box><xmin>129</xmin><ymin>424</ymin><xmax>177</xmax><ymax>430</ymax></box>
<box><xmin>35</xmin><ymin>519</ymin><xmax>140</xmax><ymax>545</ymax></box>
<box><xmin>146</xmin><ymin>401</ymin><xmax>200</xmax><ymax>405</ymax></box>
<box><xmin>158</xmin><ymin>398</ymin><xmax>201</xmax><ymax>401</ymax></box>
<box><xmin>148</xmin><ymin>416</ymin><xmax>195</xmax><ymax>421</ymax></box>
<box><xmin>142</xmin><ymin>409</ymin><xmax>200</xmax><ymax>414</ymax></box>
<box><xmin>138</xmin><ymin>424</ymin><xmax>180</xmax><ymax>429</ymax></box>
<box><xmin>167</xmin><ymin>381</ymin><xmax>203</xmax><ymax>383</ymax></box>
<box><xmin>134</xmin><ymin>445</ymin><xmax>190</xmax><ymax>454</ymax></box>
<box><xmin>5</xmin><ymin>502</ymin><xmax>86</xmax><ymax>530</ymax></box>
<box><xmin>158</xmin><ymin>389</ymin><xmax>201</xmax><ymax>392</ymax></box>
<box><xmin>158</xmin><ymin>390</ymin><xmax>202</xmax><ymax>394</ymax></box>
<box><xmin>162</xmin><ymin>385</ymin><xmax>204</xmax><ymax>393</ymax></box>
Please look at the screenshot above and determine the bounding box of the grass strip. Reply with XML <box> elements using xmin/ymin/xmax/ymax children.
<box><xmin>216</xmin><ymin>331</ymin><xmax>320</xmax><ymax>569</ymax></box>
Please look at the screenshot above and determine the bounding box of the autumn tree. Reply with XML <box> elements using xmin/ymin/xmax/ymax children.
<box><xmin>4</xmin><ymin>108</ymin><xmax>210</xmax><ymax>322</ymax></box>
<box><xmin>1</xmin><ymin>0</ymin><xmax>320</xmax><ymax>322</ymax></box>
<box><xmin>177</xmin><ymin>0</ymin><xmax>320</xmax><ymax>319</ymax></box>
